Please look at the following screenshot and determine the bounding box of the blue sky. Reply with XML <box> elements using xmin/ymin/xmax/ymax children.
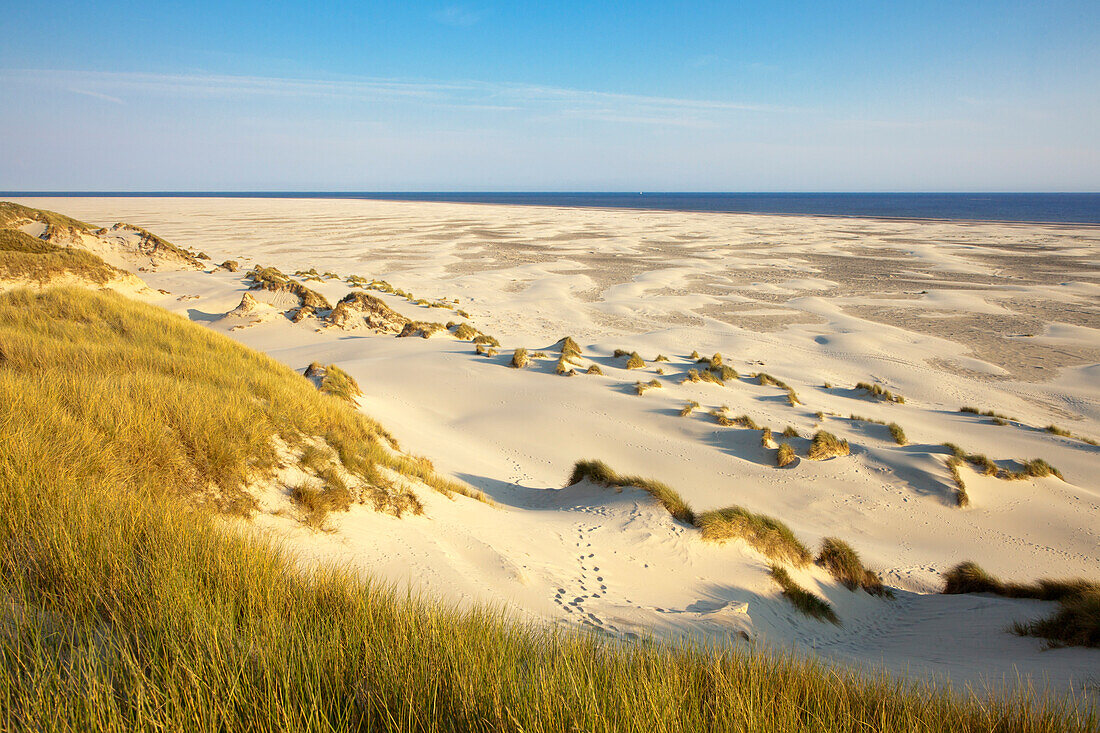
<box><xmin>1</xmin><ymin>1</ymin><xmax>1097</xmax><ymax>190</ymax></box>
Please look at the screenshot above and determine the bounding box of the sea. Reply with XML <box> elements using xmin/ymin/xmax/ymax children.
<box><xmin>5</xmin><ymin>192</ymin><xmax>1099</xmax><ymax>224</ymax></box>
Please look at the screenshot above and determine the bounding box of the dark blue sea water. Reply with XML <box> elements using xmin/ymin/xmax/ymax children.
<box><xmin>5</xmin><ymin>192</ymin><xmax>1099</xmax><ymax>224</ymax></box>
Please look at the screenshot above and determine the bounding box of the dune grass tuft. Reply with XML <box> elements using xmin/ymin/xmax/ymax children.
<box><xmin>807</xmin><ymin>431</ymin><xmax>850</xmax><ymax>460</ymax></box>
<box><xmin>567</xmin><ymin>460</ymin><xmax>694</xmax><ymax>525</ymax></box>
<box><xmin>0</xmin><ymin>228</ymin><xmax>121</xmax><ymax>285</ymax></box>
<box><xmin>559</xmin><ymin>336</ymin><xmax>582</xmax><ymax>361</ymax></box>
<box><xmin>816</xmin><ymin>538</ymin><xmax>892</xmax><ymax>597</ymax></box>
<box><xmin>625</xmin><ymin>351</ymin><xmax>646</xmax><ymax>369</ymax></box>
<box><xmin>318</xmin><ymin>363</ymin><xmax>363</xmax><ymax>404</ymax></box>
<box><xmin>943</xmin><ymin>562</ymin><xmax>1100</xmax><ymax>648</ymax></box>
<box><xmin>635</xmin><ymin>379</ymin><xmax>663</xmax><ymax>395</ymax></box>
<box><xmin>761</xmin><ymin>427</ymin><xmax>774</xmax><ymax>447</ymax></box>
<box><xmin>511</xmin><ymin>347</ymin><xmax>529</xmax><ymax>369</ymax></box>
<box><xmin>679</xmin><ymin>400</ymin><xmax>700</xmax><ymax>417</ymax></box>
<box><xmin>887</xmin><ymin>423</ymin><xmax>907</xmax><ymax>445</ymax></box>
<box><xmin>248</xmin><ymin>266</ymin><xmax>332</xmax><ymax>310</ymax></box>
<box><xmin>585</xmin><ymin>364</ymin><xmax>602</xmax><ymax>375</ymax></box>
<box><xmin>769</xmin><ymin>566</ymin><xmax>840</xmax><ymax>624</ymax></box>
<box><xmin>696</xmin><ymin>507</ymin><xmax>811</xmax><ymax>566</ymax></box>
<box><xmin>781</xmin><ymin>425</ymin><xmax>800</xmax><ymax>438</ymax></box>
<box><xmin>776</xmin><ymin>443</ymin><xmax>797</xmax><ymax>467</ymax></box>
<box><xmin>856</xmin><ymin>382</ymin><xmax>905</xmax><ymax>403</ymax></box>
<box><xmin>654</xmin><ymin>354</ymin><xmax>670</xmax><ymax>362</ymax></box>
<box><xmin>556</xmin><ymin>356</ymin><xmax>577</xmax><ymax>376</ymax></box>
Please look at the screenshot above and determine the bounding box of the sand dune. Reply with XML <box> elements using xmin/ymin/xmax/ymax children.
<box><xmin>12</xmin><ymin>196</ymin><xmax>1099</xmax><ymax>700</ymax></box>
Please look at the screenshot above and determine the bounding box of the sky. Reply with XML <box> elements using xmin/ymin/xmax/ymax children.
<box><xmin>1</xmin><ymin>1</ymin><xmax>1098</xmax><ymax>191</ymax></box>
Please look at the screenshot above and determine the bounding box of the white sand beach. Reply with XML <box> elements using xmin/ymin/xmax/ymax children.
<box><xmin>13</xmin><ymin>196</ymin><xmax>1099</xmax><ymax>701</ymax></box>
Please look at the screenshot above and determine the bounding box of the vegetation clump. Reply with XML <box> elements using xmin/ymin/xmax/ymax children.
<box><xmin>781</xmin><ymin>426</ymin><xmax>800</xmax><ymax>438</ymax></box>
<box><xmin>696</xmin><ymin>506</ymin><xmax>811</xmax><ymax>566</ymax></box>
<box><xmin>770</xmin><ymin>566</ymin><xmax>840</xmax><ymax>623</ymax></box>
<box><xmin>757</xmin><ymin>373</ymin><xmax>800</xmax><ymax>405</ymax></box>
<box><xmin>249</xmin><ymin>266</ymin><xmax>333</xmax><ymax>310</ymax></box>
<box><xmin>218</xmin><ymin>259</ymin><xmax>239</xmax><ymax>272</ymax></box>
<box><xmin>567</xmin><ymin>460</ymin><xmax>694</xmax><ymax>525</ymax></box>
<box><xmin>946</xmin><ymin>457</ymin><xmax>969</xmax><ymax>507</ymax></box>
<box><xmin>398</xmin><ymin>321</ymin><xmax>447</xmax><ymax>339</ymax></box>
<box><xmin>0</xmin><ymin>228</ymin><xmax>121</xmax><ymax>286</ymax></box>
<box><xmin>585</xmin><ymin>364</ymin><xmax>602</xmax><ymax>375</ymax></box>
<box><xmin>510</xmin><ymin>347</ymin><xmax>529</xmax><ymax>369</ymax></box>
<box><xmin>679</xmin><ymin>400</ymin><xmax>700</xmax><ymax>417</ymax></box>
<box><xmin>807</xmin><ymin>431</ymin><xmax>850</xmax><ymax>460</ymax></box>
<box><xmin>816</xmin><ymin>538</ymin><xmax>892</xmax><ymax>597</ymax></box>
<box><xmin>776</xmin><ymin>443</ymin><xmax>797</xmax><ymax>468</ymax></box>
<box><xmin>856</xmin><ymin>381</ymin><xmax>905</xmax><ymax>403</ymax></box>
<box><xmin>942</xmin><ymin>562</ymin><xmax>1100</xmax><ymax>648</ymax></box>
<box><xmin>887</xmin><ymin>423</ymin><xmax>907</xmax><ymax>445</ymax></box>
<box><xmin>654</xmin><ymin>354</ymin><xmax>670</xmax><ymax>362</ymax></box>
<box><xmin>635</xmin><ymin>379</ymin><xmax>663</xmax><ymax>395</ymax></box>
<box><xmin>556</xmin><ymin>357</ymin><xmax>577</xmax><ymax>376</ymax></box>
<box><xmin>682</xmin><ymin>368</ymin><xmax>722</xmax><ymax>385</ymax></box>
<box><xmin>625</xmin><ymin>351</ymin><xmax>646</xmax><ymax>369</ymax></box>
<box><xmin>559</xmin><ymin>336</ymin><xmax>582</xmax><ymax>362</ymax></box>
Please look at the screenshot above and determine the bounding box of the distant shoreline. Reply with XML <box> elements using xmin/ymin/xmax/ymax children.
<box><xmin>4</xmin><ymin>191</ymin><xmax>1100</xmax><ymax>225</ymax></box>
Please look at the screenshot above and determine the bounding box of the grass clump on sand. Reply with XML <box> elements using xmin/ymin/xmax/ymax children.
<box><xmin>682</xmin><ymin>368</ymin><xmax>722</xmax><ymax>385</ymax></box>
<box><xmin>781</xmin><ymin>425</ymin><xmax>800</xmax><ymax>438</ymax></box>
<box><xmin>1045</xmin><ymin>424</ymin><xmax>1098</xmax><ymax>446</ymax></box>
<box><xmin>559</xmin><ymin>336</ymin><xmax>582</xmax><ymax>362</ymax></box>
<box><xmin>761</xmin><ymin>427</ymin><xmax>774</xmax><ymax>447</ymax></box>
<box><xmin>807</xmin><ymin>431</ymin><xmax>850</xmax><ymax>460</ymax></box>
<box><xmin>711</xmin><ymin>410</ymin><xmax>761</xmax><ymax>430</ymax></box>
<box><xmin>943</xmin><ymin>563</ymin><xmax>1100</xmax><ymax>648</ymax></box>
<box><xmin>946</xmin><ymin>457</ymin><xmax>970</xmax><ymax>507</ymax></box>
<box><xmin>319</xmin><ymin>363</ymin><xmax>363</xmax><ymax>404</ymax></box>
<box><xmin>248</xmin><ymin>265</ymin><xmax>333</xmax><ymax>310</ymax></box>
<box><xmin>290</xmin><ymin>478</ymin><xmax>355</xmax><ymax>529</ymax></box>
<box><xmin>585</xmin><ymin>364</ymin><xmax>602</xmax><ymax>375</ymax></box>
<box><xmin>816</xmin><ymin>538</ymin><xmax>892</xmax><ymax>597</ymax></box>
<box><xmin>961</xmin><ymin>406</ymin><xmax>1017</xmax><ymax>421</ymax></box>
<box><xmin>635</xmin><ymin>379</ymin><xmax>663</xmax><ymax>395</ymax></box>
<box><xmin>218</xmin><ymin>259</ymin><xmax>239</xmax><ymax>272</ymax></box>
<box><xmin>510</xmin><ymin>347</ymin><xmax>529</xmax><ymax>368</ymax></box>
<box><xmin>856</xmin><ymin>381</ymin><xmax>905</xmax><ymax>404</ymax></box>
<box><xmin>0</xmin><ymin>228</ymin><xmax>120</xmax><ymax>285</ymax></box>
<box><xmin>654</xmin><ymin>354</ymin><xmax>670</xmax><ymax>362</ymax></box>
<box><xmin>679</xmin><ymin>400</ymin><xmax>700</xmax><ymax>417</ymax></box>
<box><xmin>696</xmin><ymin>507</ymin><xmax>811</xmax><ymax>566</ymax></box>
<box><xmin>887</xmin><ymin>423</ymin><xmax>907</xmax><ymax>445</ymax></box>
<box><xmin>567</xmin><ymin>460</ymin><xmax>694</xmax><ymax>525</ymax></box>
<box><xmin>776</xmin><ymin>443</ymin><xmax>797</xmax><ymax>467</ymax></box>
<box><xmin>556</xmin><ymin>356</ymin><xmax>577</xmax><ymax>376</ymax></box>
<box><xmin>625</xmin><ymin>351</ymin><xmax>646</xmax><ymax>369</ymax></box>
<box><xmin>944</xmin><ymin>444</ymin><xmax>1063</xmax><ymax>482</ymax></box>
<box><xmin>770</xmin><ymin>566</ymin><xmax>840</xmax><ymax>624</ymax></box>
<box><xmin>758</xmin><ymin>373</ymin><xmax>800</xmax><ymax>406</ymax></box>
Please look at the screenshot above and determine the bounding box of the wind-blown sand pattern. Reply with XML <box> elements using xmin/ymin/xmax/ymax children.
<box><xmin>14</xmin><ymin>196</ymin><xmax>1100</xmax><ymax>700</ymax></box>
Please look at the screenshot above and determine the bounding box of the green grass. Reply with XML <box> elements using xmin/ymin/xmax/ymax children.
<box><xmin>770</xmin><ymin>566</ymin><xmax>840</xmax><ymax>624</ymax></box>
<box><xmin>807</xmin><ymin>431</ymin><xmax>850</xmax><ymax>460</ymax></box>
<box><xmin>943</xmin><ymin>563</ymin><xmax>1100</xmax><ymax>649</ymax></box>
<box><xmin>0</xmin><ymin>228</ymin><xmax>120</xmax><ymax>285</ymax></box>
<box><xmin>696</xmin><ymin>507</ymin><xmax>812</xmax><ymax>566</ymax></box>
<box><xmin>816</xmin><ymin>538</ymin><xmax>892</xmax><ymax>597</ymax></box>
<box><xmin>567</xmin><ymin>460</ymin><xmax>694</xmax><ymax>525</ymax></box>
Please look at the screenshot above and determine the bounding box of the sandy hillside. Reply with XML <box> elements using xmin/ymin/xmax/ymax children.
<box><xmin>13</xmin><ymin>196</ymin><xmax>1100</xmax><ymax>700</ymax></box>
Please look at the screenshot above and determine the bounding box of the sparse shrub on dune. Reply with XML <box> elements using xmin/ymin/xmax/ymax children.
<box><xmin>943</xmin><ymin>444</ymin><xmax>1062</xmax><ymax>482</ymax></box>
<box><xmin>710</xmin><ymin>410</ymin><xmax>760</xmax><ymax>429</ymax></box>
<box><xmin>475</xmin><ymin>343</ymin><xmax>497</xmax><ymax>357</ymax></box>
<box><xmin>782</xmin><ymin>426</ymin><xmax>800</xmax><ymax>438</ymax></box>
<box><xmin>218</xmin><ymin>259</ymin><xmax>239</xmax><ymax>272</ymax></box>
<box><xmin>1016</xmin><ymin>458</ymin><xmax>1064</xmax><ymax>481</ymax></box>
<box><xmin>856</xmin><ymin>381</ymin><xmax>905</xmax><ymax>404</ymax></box>
<box><xmin>625</xmin><ymin>351</ymin><xmax>646</xmax><ymax>369</ymax></box>
<box><xmin>654</xmin><ymin>354</ymin><xmax>670</xmax><ymax>362</ymax></box>
<box><xmin>709</xmin><ymin>353</ymin><xmax>724</xmax><ymax>367</ymax></box>
<box><xmin>613</xmin><ymin>348</ymin><xmax>631</xmax><ymax>358</ymax></box>
<box><xmin>887</xmin><ymin>423</ymin><xmax>907</xmax><ymax>445</ymax></box>
<box><xmin>679</xmin><ymin>400</ymin><xmax>700</xmax><ymax>417</ymax></box>
<box><xmin>761</xmin><ymin>427</ymin><xmax>774</xmax><ymax>447</ymax></box>
<box><xmin>635</xmin><ymin>379</ymin><xmax>662</xmax><ymax>395</ymax></box>
<box><xmin>290</xmin><ymin>479</ymin><xmax>354</xmax><ymax>529</ymax></box>
<box><xmin>472</xmin><ymin>333</ymin><xmax>500</xmax><ymax>347</ymax></box>
<box><xmin>690</xmin><ymin>350</ymin><xmax>701</xmax><ymax>360</ymax></box>
<box><xmin>248</xmin><ymin>266</ymin><xmax>333</xmax><ymax>310</ymax></box>
<box><xmin>510</xmin><ymin>347</ymin><xmax>529</xmax><ymax>368</ymax></box>
<box><xmin>559</xmin><ymin>336</ymin><xmax>582</xmax><ymax>362</ymax></box>
<box><xmin>991</xmin><ymin>417</ymin><xmax>1008</xmax><ymax>426</ymax></box>
<box><xmin>943</xmin><ymin>562</ymin><xmax>1100</xmax><ymax>648</ymax></box>
<box><xmin>556</xmin><ymin>357</ymin><xmax>577</xmax><ymax>376</ymax></box>
<box><xmin>696</xmin><ymin>506</ymin><xmax>811</xmax><ymax>566</ymax></box>
<box><xmin>823</xmin><ymin>381</ymin><xmax>833</xmax><ymax>389</ymax></box>
<box><xmin>0</xmin><ymin>228</ymin><xmax>121</xmax><ymax>285</ymax></box>
<box><xmin>712</xmin><ymin>364</ymin><xmax>739</xmax><ymax>382</ymax></box>
<box><xmin>807</xmin><ymin>431</ymin><xmax>849</xmax><ymax>460</ymax></box>
<box><xmin>398</xmin><ymin>321</ymin><xmax>447</xmax><ymax>339</ymax></box>
<box><xmin>531</xmin><ymin>351</ymin><xmax>547</xmax><ymax>358</ymax></box>
<box><xmin>655</xmin><ymin>367</ymin><xmax>665</xmax><ymax>375</ymax></box>
<box><xmin>682</xmin><ymin>368</ymin><xmax>722</xmax><ymax>386</ymax></box>
<box><xmin>452</xmin><ymin>322</ymin><xmax>479</xmax><ymax>340</ymax></box>
<box><xmin>567</xmin><ymin>460</ymin><xmax>694</xmax><ymax>525</ymax></box>
<box><xmin>769</xmin><ymin>566</ymin><xmax>839</xmax><ymax>623</ymax></box>
<box><xmin>946</xmin><ymin>456</ymin><xmax>969</xmax><ymax>507</ymax></box>
<box><xmin>776</xmin><ymin>443</ymin><xmax>797</xmax><ymax>467</ymax></box>
<box><xmin>816</xmin><ymin>538</ymin><xmax>892</xmax><ymax>597</ymax></box>
<box><xmin>318</xmin><ymin>363</ymin><xmax>362</xmax><ymax>404</ymax></box>
<box><xmin>758</xmin><ymin>373</ymin><xmax>800</xmax><ymax>405</ymax></box>
<box><xmin>586</xmin><ymin>364</ymin><xmax>602</xmax><ymax>375</ymax></box>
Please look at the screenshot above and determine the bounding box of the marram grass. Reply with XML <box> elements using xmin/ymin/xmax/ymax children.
<box><xmin>0</xmin><ymin>288</ymin><xmax>1092</xmax><ymax>731</ymax></box>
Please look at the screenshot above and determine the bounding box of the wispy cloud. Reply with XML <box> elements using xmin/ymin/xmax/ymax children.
<box><xmin>432</xmin><ymin>5</ymin><xmax>481</xmax><ymax>27</ymax></box>
<box><xmin>2</xmin><ymin>69</ymin><xmax>781</xmax><ymax>127</ymax></box>
<box><xmin>68</xmin><ymin>87</ymin><xmax>124</xmax><ymax>104</ymax></box>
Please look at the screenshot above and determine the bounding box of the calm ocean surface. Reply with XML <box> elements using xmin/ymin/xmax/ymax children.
<box><xmin>7</xmin><ymin>192</ymin><xmax>1100</xmax><ymax>224</ymax></box>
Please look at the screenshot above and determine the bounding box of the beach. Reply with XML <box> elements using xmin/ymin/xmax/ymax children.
<box><xmin>13</xmin><ymin>195</ymin><xmax>1100</xmax><ymax>699</ymax></box>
